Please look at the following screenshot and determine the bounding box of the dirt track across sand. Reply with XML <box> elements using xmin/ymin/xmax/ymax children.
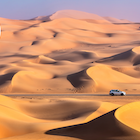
<box><xmin>8</xmin><ymin>94</ymin><xmax>140</xmax><ymax>105</ymax></box>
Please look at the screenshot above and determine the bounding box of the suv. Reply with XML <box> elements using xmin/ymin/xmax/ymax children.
<box><xmin>109</xmin><ymin>89</ymin><xmax>126</xmax><ymax>96</ymax></box>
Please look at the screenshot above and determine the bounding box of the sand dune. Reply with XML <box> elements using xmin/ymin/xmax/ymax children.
<box><xmin>1</xmin><ymin>95</ymin><xmax>140</xmax><ymax>140</ymax></box>
<box><xmin>112</xmin><ymin>66</ymin><xmax>140</xmax><ymax>78</ymax></box>
<box><xmin>104</xmin><ymin>16</ymin><xmax>133</xmax><ymax>23</ymax></box>
<box><xmin>81</xmin><ymin>19</ymin><xmax>111</xmax><ymax>24</ymax></box>
<box><xmin>96</xmin><ymin>46</ymin><xmax>140</xmax><ymax>66</ymax></box>
<box><xmin>34</xmin><ymin>10</ymin><xmax>134</xmax><ymax>25</ymax></box>
<box><xmin>46</xmin><ymin>109</ymin><xmax>140</xmax><ymax>140</ymax></box>
<box><xmin>0</xmin><ymin>17</ymin><xmax>39</xmax><ymax>26</ymax></box>
<box><xmin>0</xmin><ymin>12</ymin><xmax>140</xmax><ymax>93</ymax></box>
<box><xmin>1</xmin><ymin>9</ymin><xmax>140</xmax><ymax>140</ymax></box>
<box><xmin>50</xmin><ymin>10</ymin><xmax>106</xmax><ymax>20</ymax></box>
<box><xmin>87</xmin><ymin>64</ymin><xmax>140</xmax><ymax>92</ymax></box>
<box><xmin>115</xmin><ymin>102</ymin><xmax>140</xmax><ymax>132</ymax></box>
<box><xmin>0</xmin><ymin>95</ymin><xmax>102</xmax><ymax>138</ymax></box>
<box><xmin>34</xmin><ymin>10</ymin><xmax>109</xmax><ymax>22</ymax></box>
<box><xmin>27</xmin><ymin>55</ymin><xmax>56</xmax><ymax>64</ymax></box>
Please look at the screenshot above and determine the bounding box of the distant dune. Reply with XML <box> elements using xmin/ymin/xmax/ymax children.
<box><xmin>0</xmin><ymin>10</ymin><xmax>140</xmax><ymax>93</ymax></box>
<box><xmin>0</xmin><ymin>9</ymin><xmax>140</xmax><ymax>94</ymax></box>
<box><xmin>34</xmin><ymin>10</ymin><xmax>110</xmax><ymax>23</ymax></box>
<box><xmin>50</xmin><ymin>10</ymin><xmax>107</xmax><ymax>20</ymax></box>
<box><xmin>104</xmin><ymin>16</ymin><xmax>133</xmax><ymax>23</ymax></box>
<box><xmin>34</xmin><ymin>10</ymin><xmax>133</xmax><ymax>24</ymax></box>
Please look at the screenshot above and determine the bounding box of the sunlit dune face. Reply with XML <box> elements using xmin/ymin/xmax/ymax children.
<box><xmin>132</xmin><ymin>46</ymin><xmax>140</xmax><ymax>54</ymax></box>
<box><xmin>0</xmin><ymin>10</ymin><xmax>140</xmax><ymax>94</ymax></box>
<box><xmin>115</xmin><ymin>102</ymin><xmax>140</xmax><ymax>132</ymax></box>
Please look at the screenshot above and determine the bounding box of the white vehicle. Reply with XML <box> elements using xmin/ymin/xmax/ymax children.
<box><xmin>109</xmin><ymin>89</ymin><xmax>126</xmax><ymax>96</ymax></box>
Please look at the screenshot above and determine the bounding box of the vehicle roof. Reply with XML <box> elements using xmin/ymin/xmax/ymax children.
<box><xmin>110</xmin><ymin>89</ymin><xmax>120</xmax><ymax>91</ymax></box>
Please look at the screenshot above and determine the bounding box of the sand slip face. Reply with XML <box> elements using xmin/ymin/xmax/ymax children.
<box><xmin>0</xmin><ymin>95</ymin><xmax>104</xmax><ymax>138</ymax></box>
<box><xmin>87</xmin><ymin>64</ymin><xmax>140</xmax><ymax>92</ymax></box>
<box><xmin>0</xmin><ymin>95</ymin><xmax>123</xmax><ymax>140</ymax></box>
<box><xmin>44</xmin><ymin>102</ymin><xmax>140</xmax><ymax>140</ymax></box>
<box><xmin>1</xmin><ymin>94</ymin><xmax>140</xmax><ymax>140</ymax></box>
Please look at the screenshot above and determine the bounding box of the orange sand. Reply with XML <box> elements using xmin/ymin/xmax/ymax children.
<box><xmin>0</xmin><ymin>10</ymin><xmax>140</xmax><ymax>93</ymax></box>
<box><xmin>0</xmin><ymin>9</ymin><xmax>140</xmax><ymax>139</ymax></box>
<box><xmin>0</xmin><ymin>95</ymin><xmax>140</xmax><ymax>140</ymax></box>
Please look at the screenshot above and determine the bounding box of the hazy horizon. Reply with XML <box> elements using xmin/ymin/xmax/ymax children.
<box><xmin>0</xmin><ymin>0</ymin><xmax>140</xmax><ymax>22</ymax></box>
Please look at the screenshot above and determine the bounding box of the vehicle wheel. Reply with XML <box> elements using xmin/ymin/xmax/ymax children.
<box><xmin>121</xmin><ymin>93</ymin><xmax>124</xmax><ymax>96</ymax></box>
<box><xmin>111</xmin><ymin>93</ymin><xmax>114</xmax><ymax>96</ymax></box>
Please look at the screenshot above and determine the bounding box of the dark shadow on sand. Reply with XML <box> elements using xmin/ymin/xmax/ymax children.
<box><xmin>45</xmin><ymin>109</ymin><xmax>140</xmax><ymax>140</ymax></box>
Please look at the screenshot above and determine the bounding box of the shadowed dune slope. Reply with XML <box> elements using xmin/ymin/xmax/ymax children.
<box><xmin>87</xmin><ymin>64</ymin><xmax>140</xmax><ymax>92</ymax></box>
<box><xmin>96</xmin><ymin>46</ymin><xmax>140</xmax><ymax>66</ymax></box>
<box><xmin>16</xmin><ymin>98</ymin><xmax>101</xmax><ymax>120</ymax></box>
<box><xmin>0</xmin><ymin>95</ymin><xmax>104</xmax><ymax>138</ymax></box>
<box><xmin>27</xmin><ymin>55</ymin><xmax>56</xmax><ymax>64</ymax></box>
<box><xmin>46</xmin><ymin>108</ymin><xmax>140</xmax><ymax>140</ymax></box>
<box><xmin>1</xmin><ymin>99</ymin><xmax>140</xmax><ymax>140</ymax></box>
<box><xmin>112</xmin><ymin>66</ymin><xmax>140</xmax><ymax>78</ymax></box>
<box><xmin>0</xmin><ymin>94</ymin><xmax>140</xmax><ymax>140</ymax></box>
<box><xmin>49</xmin><ymin>50</ymin><xmax>97</xmax><ymax>62</ymax></box>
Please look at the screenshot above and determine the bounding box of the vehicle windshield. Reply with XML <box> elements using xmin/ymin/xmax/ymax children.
<box><xmin>110</xmin><ymin>90</ymin><xmax>120</xmax><ymax>92</ymax></box>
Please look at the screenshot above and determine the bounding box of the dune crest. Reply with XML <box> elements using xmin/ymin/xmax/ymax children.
<box><xmin>115</xmin><ymin>102</ymin><xmax>140</xmax><ymax>132</ymax></box>
<box><xmin>132</xmin><ymin>46</ymin><xmax>140</xmax><ymax>54</ymax></box>
<box><xmin>96</xmin><ymin>46</ymin><xmax>140</xmax><ymax>66</ymax></box>
<box><xmin>27</xmin><ymin>55</ymin><xmax>56</xmax><ymax>64</ymax></box>
<box><xmin>34</xmin><ymin>10</ymin><xmax>110</xmax><ymax>23</ymax></box>
<box><xmin>0</xmin><ymin>96</ymin><xmax>140</xmax><ymax>139</ymax></box>
<box><xmin>104</xmin><ymin>16</ymin><xmax>133</xmax><ymax>23</ymax></box>
<box><xmin>87</xmin><ymin>64</ymin><xmax>140</xmax><ymax>92</ymax></box>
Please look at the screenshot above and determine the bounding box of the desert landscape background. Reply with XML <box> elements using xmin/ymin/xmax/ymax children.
<box><xmin>0</xmin><ymin>10</ymin><xmax>140</xmax><ymax>140</ymax></box>
<box><xmin>1</xmin><ymin>10</ymin><xmax>140</xmax><ymax>94</ymax></box>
